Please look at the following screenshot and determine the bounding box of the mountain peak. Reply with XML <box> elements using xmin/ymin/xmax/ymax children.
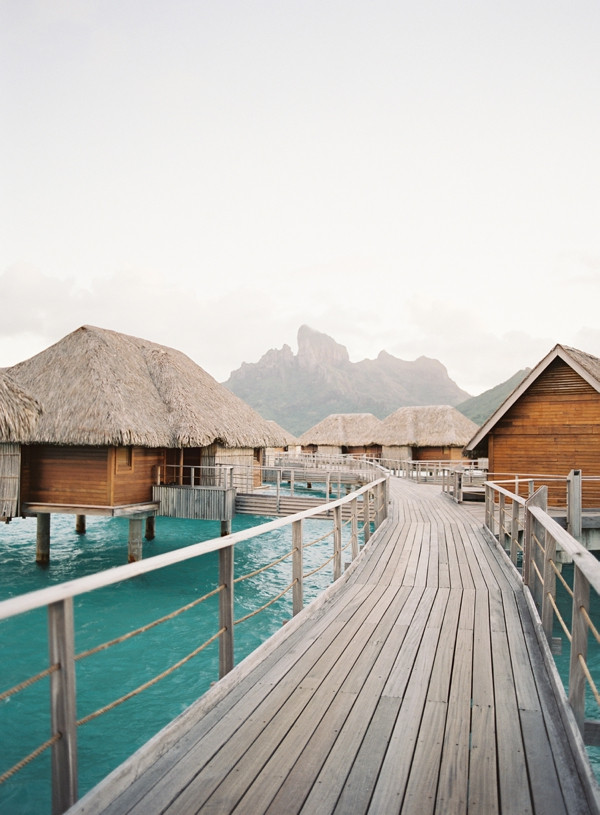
<box><xmin>297</xmin><ymin>325</ymin><xmax>349</xmax><ymax>369</ymax></box>
<box><xmin>223</xmin><ymin>326</ymin><xmax>471</xmax><ymax>435</ymax></box>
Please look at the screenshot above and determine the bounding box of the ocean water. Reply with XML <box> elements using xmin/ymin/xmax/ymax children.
<box><xmin>0</xmin><ymin>511</ymin><xmax>351</xmax><ymax>815</ymax></box>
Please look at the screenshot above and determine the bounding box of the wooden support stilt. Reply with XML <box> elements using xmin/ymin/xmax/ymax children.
<box><xmin>221</xmin><ymin>519</ymin><xmax>232</xmax><ymax>537</ymax></box>
<box><xmin>75</xmin><ymin>515</ymin><xmax>86</xmax><ymax>535</ymax></box>
<box><xmin>128</xmin><ymin>518</ymin><xmax>143</xmax><ymax>563</ymax></box>
<box><xmin>145</xmin><ymin>516</ymin><xmax>155</xmax><ymax>541</ymax></box>
<box><xmin>36</xmin><ymin>513</ymin><xmax>50</xmax><ymax>564</ymax></box>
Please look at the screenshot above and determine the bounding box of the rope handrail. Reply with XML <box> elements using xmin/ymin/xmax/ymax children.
<box><xmin>545</xmin><ymin>592</ymin><xmax>572</xmax><ymax>643</ymax></box>
<box><xmin>578</xmin><ymin>654</ymin><xmax>600</xmax><ymax>707</ymax></box>
<box><xmin>303</xmin><ymin>527</ymin><xmax>334</xmax><ymax>549</ymax></box>
<box><xmin>303</xmin><ymin>552</ymin><xmax>336</xmax><ymax>580</ymax></box>
<box><xmin>233</xmin><ymin>549</ymin><xmax>294</xmax><ymax>585</ymax></box>
<box><xmin>0</xmin><ymin>733</ymin><xmax>62</xmax><ymax>786</ymax></box>
<box><xmin>233</xmin><ymin>582</ymin><xmax>295</xmax><ymax>626</ymax></box>
<box><xmin>550</xmin><ymin>559</ymin><xmax>574</xmax><ymax>599</ymax></box>
<box><xmin>0</xmin><ymin>662</ymin><xmax>59</xmax><ymax>703</ymax></box>
<box><xmin>75</xmin><ymin>585</ymin><xmax>224</xmax><ymax>662</ymax></box>
<box><xmin>77</xmin><ymin>627</ymin><xmax>225</xmax><ymax>727</ymax></box>
<box><xmin>581</xmin><ymin>605</ymin><xmax>600</xmax><ymax>647</ymax></box>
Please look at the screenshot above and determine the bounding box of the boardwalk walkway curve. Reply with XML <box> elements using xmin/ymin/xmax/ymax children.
<box><xmin>70</xmin><ymin>477</ymin><xmax>600</xmax><ymax>814</ymax></box>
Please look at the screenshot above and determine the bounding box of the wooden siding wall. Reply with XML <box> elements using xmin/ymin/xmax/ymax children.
<box><xmin>414</xmin><ymin>446</ymin><xmax>463</xmax><ymax>462</ymax></box>
<box><xmin>112</xmin><ymin>447</ymin><xmax>165</xmax><ymax>505</ymax></box>
<box><xmin>21</xmin><ymin>446</ymin><xmax>112</xmax><ymax>506</ymax></box>
<box><xmin>490</xmin><ymin>358</ymin><xmax>600</xmax><ymax>507</ymax></box>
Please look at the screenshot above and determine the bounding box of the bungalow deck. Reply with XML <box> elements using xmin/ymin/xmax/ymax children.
<box><xmin>68</xmin><ymin>477</ymin><xmax>599</xmax><ymax>815</ymax></box>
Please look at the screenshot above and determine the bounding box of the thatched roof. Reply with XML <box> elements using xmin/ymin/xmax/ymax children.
<box><xmin>0</xmin><ymin>371</ymin><xmax>42</xmax><ymax>442</ymax></box>
<box><xmin>265</xmin><ymin>420</ymin><xmax>298</xmax><ymax>447</ymax></box>
<box><xmin>298</xmin><ymin>413</ymin><xmax>385</xmax><ymax>446</ymax></box>
<box><xmin>6</xmin><ymin>325</ymin><xmax>288</xmax><ymax>448</ymax></box>
<box><xmin>381</xmin><ymin>405</ymin><xmax>478</xmax><ymax>447</ymax></box>
<box><xmin>466</xmin><ymin>343</ymin><xmax>600</xmax><ymax>451</ymax></box>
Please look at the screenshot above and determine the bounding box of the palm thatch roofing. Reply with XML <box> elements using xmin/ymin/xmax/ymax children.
<box><xmin>0</xmin><ymin>371</ymin><xmax>42</xmax><ymax>442</ymax></box>
<box><xmin>5</xmin><ymin>325</ymin><xmax>288</xmax><ymax>448</ymax></box>
<box><xmin>265</xmin><ymin>420</ymin><xmax>298</xmax><ymax>447</ymax></box>
<box><xmin>466</xmin><ymin>343</ymin><xmax>600</xmax><ymax>452</ymax></box>
<box><xmin>380</xmin><ymin>405</ymin><xmax>479</xmax><ymax>448</ymax></box>
<box><xmin>298</xmin><ymin>413</ymin><xmax>385</xmax><ymax>447</ymax></box>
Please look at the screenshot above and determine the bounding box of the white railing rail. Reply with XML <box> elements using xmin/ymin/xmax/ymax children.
<box><xmin>484</xmin><ymin>473</ymin><xmax>600</xmax><ymax>746</ymax></box>
<box><xmin>0</xmin><ymin>476</ymin><xmax>388</xmax><ymax>814</ymax></box>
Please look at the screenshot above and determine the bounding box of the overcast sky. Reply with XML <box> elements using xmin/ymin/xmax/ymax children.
<box><xmin>2</xmin><ymin>1</ymin><xmax>599</xmax><ymax>396</ymax></box>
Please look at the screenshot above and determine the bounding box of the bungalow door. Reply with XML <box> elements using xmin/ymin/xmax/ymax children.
<box><xmin>0</xmin><ymin>443</ymin><xmax>21</xmax><ymax>519</ymax></box>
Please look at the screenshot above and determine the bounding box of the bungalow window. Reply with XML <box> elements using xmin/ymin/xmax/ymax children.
<box><xmin>116</xmin><ymin>446</ymin><xmax>133</xmax><ymax>472</ymax></box>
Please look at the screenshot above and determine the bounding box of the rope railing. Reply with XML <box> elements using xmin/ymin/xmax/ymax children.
<box><xmin>233</xmin><ymin>583</ymin><xmax>296</xmax><ymax>626</ymax></box>
<box><xmin>77</xmin><ymin>628</ymin><xmax>225</xmax><ymax>727</ymax></box>
<box><xmin>0</xmin><ymin>732</ymin><xmax>62</xmax><ymax>786</ymax></box>
<box><xmin>484</xmin><ymin>474</ymin><xmax>600</xmax><ymax>745</ymax></box>
<box><xmin>0</xmin><ymin>474</ymin><xmax>389</xmax><ymax>813</ymax></box>
<box><xmin>75</xmin><ymin>585</ymin><xmax>224</xmax><ymax>662</ymax></box>
<box><xmin>233</xmin><ymin>549</ymin><xmax>294</xmax><ymax>585</ymax></box>
<box><xmin>0</xmin><ymin>662</ymin><xmax>59</xmax><ymax>703</ymax></box>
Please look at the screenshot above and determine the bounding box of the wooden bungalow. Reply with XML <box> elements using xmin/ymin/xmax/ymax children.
<box><xmin>465</xmin><ymin>344</ymin><xmax>600</xmax><ymax>508</ymax></box>
<box><xmin>2</xmin><ymin>325</ymin><xmax>288</xmax><ymax>559</ymax></box>
<box><xmin>298</xmin><ymin>413</ymin><xmax>384</xmax><ymax>459</ymax></box>
<box><xmin>380</xmin><ymin>405</ymin><xmax>478</xmax><ymax>464</ymax></box>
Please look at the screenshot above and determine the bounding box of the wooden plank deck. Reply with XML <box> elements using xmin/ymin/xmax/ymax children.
<box><xmin>69</xmin><ymin>478</ymin><xmax>599</xmax><ymax>815</ymax></box>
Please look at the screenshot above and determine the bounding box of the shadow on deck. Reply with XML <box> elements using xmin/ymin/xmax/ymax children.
<box><xmin>68</xmin><ymin>478</ymin><xmax>600</xmax><ymax>815</ymax></box>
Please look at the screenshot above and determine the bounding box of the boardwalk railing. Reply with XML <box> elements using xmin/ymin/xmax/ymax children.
<box><xmin>484</xmin><ymin>476</ymin><xmax>600</xmax><ymax>746</ymax></box>
<box><xmin>0</xmin><ymin>477</ymin><xmax>388</xmax><ymax>814</ymax></box>
<box><xmin>155</xmin><ymin>461</ymin><xmax>383</xmax><ymax>494</ymax></box>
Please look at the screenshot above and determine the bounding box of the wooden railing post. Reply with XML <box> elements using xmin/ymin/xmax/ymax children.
<box><xmin>48</xmin><ymin>598</ymin><xmax>78</xmax><ymax>815</ymax></box>
<box><xmin>219</xmin><ymin>544</ymin><xmax>234</xmax><ymax>678</ymax></box>
<box><xmin>567</xmin><ymin>469</ymin><xmax>582</xmax><ymax>541</ymax></box>
<box><xmin>499</xmin><ymin>493</ymin><xmax>506</xmax><ymax>550</ymax></box>
<box><xmin>333</xmin><ymin>505</ymin><xmax>342</xmax><ymax>581</ymax></box>
<box><xmin>351</xmin><ymin>499</ymin><xmax>359</xmax><ymax>559</ymax></box>
<box><xmin>524</xmin><ymin>486</ymin><xmax>547</xmax><ymax>588</ymax></box>
<box><xmin>276</xmin><ymin>469</ymin><xmax>281</xmax><ymax>513</ymax></box>
<box><xmin>292</xmin><ymin>519</ymin><xmax>303</xmax><ymax>615</ymax></box>
<box><xmin>510</xmin><ymin>497</ymin><xmax>519</xmax><ymax>565</ymax></box>
<box><xmin>569</xmin><ymin>565</ymin><xmax>590</xmax><ymax>736</ymax></box>
<box><xmin>363</xmin><ymin>490</ymin><xmax>371</xmax><ymax>544</ymax></box>
<box><xmin>541</xmin><ymin>528</ymin><xmax>557</xmax><ymax>645</ymax></box>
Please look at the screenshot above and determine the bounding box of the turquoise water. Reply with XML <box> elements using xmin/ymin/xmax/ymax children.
<box><xmin>0</xmin><ymin>511</ymin><xmax>352</xmax><ymax>815</ymax></box>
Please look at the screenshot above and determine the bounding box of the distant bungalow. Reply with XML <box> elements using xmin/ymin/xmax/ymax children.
<box><xmin>298</xmin><ymin>413</ymin><xmax>385</xmax><ymax>459</ymax></box>
<box><xmin>0</xmin><ymin>325</ymin><xmax>289</xmax><ymax>560</ymax></box>
<box><xmin>380</xmin><ymin>405</ymin><xmax>478</xmax><ymax>463</ymax></box>
<box><xmin>465</xmin><ymin>343</ymin><xmax>600</xmax><ymax>507</ymax></box>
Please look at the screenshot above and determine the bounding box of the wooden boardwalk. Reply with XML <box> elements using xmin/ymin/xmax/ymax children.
<box><xmin>70</xmin><ymin>478</ymin><xmax>599</xmax><ymax>814</ymax></box>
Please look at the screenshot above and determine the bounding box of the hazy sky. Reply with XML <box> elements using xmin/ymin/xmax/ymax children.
<box><xmin>2</xmin><ymin>1</ymin><xmax>600</xmax><ymax>396</ymax></box>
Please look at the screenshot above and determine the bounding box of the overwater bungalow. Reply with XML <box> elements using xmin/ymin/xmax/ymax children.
<box><xmin>380</xmin><ymin>404</ymin><xmax>478</xmax><ymax>464</ymax></box>
<box><xmin>1</xmin><ymin>325</ymin><xmax>288</xmax><ymax>559</ymax></box>
<box><xmin>298</xmin><ymin>413</ymin><xmax>384</xmax><ymax>458</ymax></box>
<box><xmin>465</xmin><ymin>343</ymin><xmax>600</xmax><ymax>507</ymax></box>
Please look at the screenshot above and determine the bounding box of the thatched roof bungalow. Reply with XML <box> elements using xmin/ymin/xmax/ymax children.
<box><xmin>465</xmin><ymin>344</ymin><xmax>600</xmax><ymax>507</ymax></box>
<box><xmin>380</xmin><ymin>405</ymin><xmax>478</xmax><ymax>463</ymax></box>
<box><xmin>4</xmin><ymin>325</ymin><xmax>287</xmax><ymax>517</ymax></box>
<box><xmin>298</xmin><ymin>413</ymin><xmax>385</xmax><ymax>458</ymax></box>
